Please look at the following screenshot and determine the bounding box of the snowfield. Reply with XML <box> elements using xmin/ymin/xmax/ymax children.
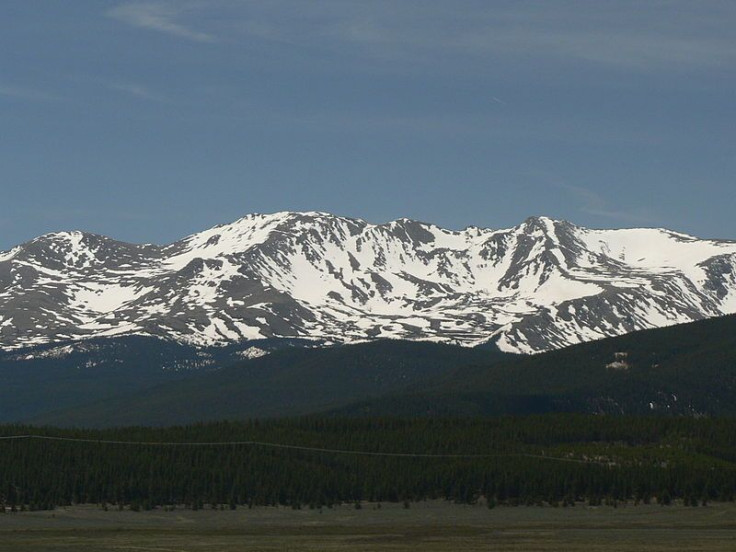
<box><xmin>1</xmin><ymin>212</ymin><xmax>736</xmax><ymax>354</ymax></box>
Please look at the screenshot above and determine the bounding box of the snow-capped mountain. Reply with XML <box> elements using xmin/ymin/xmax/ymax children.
<box><xmin>2</xmin><ymin>212</ymin><xmax>736</xmax><ymax>354</ymax></box>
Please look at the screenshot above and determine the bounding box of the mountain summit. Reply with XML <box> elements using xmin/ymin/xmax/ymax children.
<box><xmin>1</xmin><ymin>212</ymin><xmax>735</xmax><ymax>353</ymax></box>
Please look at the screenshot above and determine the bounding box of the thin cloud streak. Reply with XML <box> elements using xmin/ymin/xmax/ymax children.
<box><xmin>107</xmin><ymin>82</ymin><xmax>166</xmax><ymax>102</ymax></box>
<box><xmin>104</xmin><ymin>2</ymin><xmax>736</xmax><ymax>71</ymax></box>
<box><xmin>107</xmin><ymin>2</ymin><xmax>217</xmax><ymax>42</ymax></box>
<box><xmin>558</xmin><ymin>184</ymin><xmax>659</xmax><ymax>227</ymax></box>
<box><xmin>225</xmin><ymin>1</ymin><xmax>736</xmax><ymax>72</ymax></box>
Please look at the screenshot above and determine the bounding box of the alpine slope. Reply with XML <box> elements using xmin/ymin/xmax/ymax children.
<box><xmin>2</xmin><ymin>212</ymin><xmax>736</xmax><ymax>354</ymax></box>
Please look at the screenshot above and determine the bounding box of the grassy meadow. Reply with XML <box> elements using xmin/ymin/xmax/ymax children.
<box><xmin>2</xmin><ymin>501</ymin><xmax>736</xmax><ymax>551</ymax></box>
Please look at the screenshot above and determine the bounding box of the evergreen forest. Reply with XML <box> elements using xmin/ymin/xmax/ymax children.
<box><xmin>2</xmin><ymin>415</ymin><xmax>735</xmax><ymax>511</ymax></box>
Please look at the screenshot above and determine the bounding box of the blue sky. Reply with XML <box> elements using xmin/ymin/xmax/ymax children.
<box><xmin>2</xmin><ymin>1</ymin><xmax>735</xmax><ymax>249</ymax></box>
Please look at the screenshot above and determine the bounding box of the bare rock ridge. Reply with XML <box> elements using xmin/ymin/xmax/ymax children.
<box><xmin>1</xmin><ymin>212</ymin><xmax>736</xmax><ymax>354</ymax></box>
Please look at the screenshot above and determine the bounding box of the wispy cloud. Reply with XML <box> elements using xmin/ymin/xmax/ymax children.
<box><xmin>107</xmin><ymin>2</ymin><xmax>216</xmax><ymax>43</ymax></box>
<box><xmin>558</xmin><ymin>183</ymin><xmax>659</xmax><ymax>226</ymax></box>
<box><xmin>107</xmin><ymin>82</ymin><xmax>166</xmax><ymax>102</ymax></box>
<box><xmin>105</xmin><ymin>2</ymin><xmax>736</xmax><ymax>71</ymax></box>
<box><xmin>223</xmin><ymin>1</ymin><xmax>736</xmax><ymax>72</ymax></box>
<box><xmin>0</xmin><ymin>84</ymin><xmax>60</xmax><ymax>102</ymax></box>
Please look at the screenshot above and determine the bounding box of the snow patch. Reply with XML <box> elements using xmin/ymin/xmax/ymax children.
<box><xmin>237</xmin><ymin>346</ymin><xmax>269</xmax><ymax>359</ymax></box>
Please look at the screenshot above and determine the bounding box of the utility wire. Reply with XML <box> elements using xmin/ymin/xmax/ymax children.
<box><xmin>0</xmin><ymin>434</ymin><xmax>611</xmax><ymax>465</ymax></box>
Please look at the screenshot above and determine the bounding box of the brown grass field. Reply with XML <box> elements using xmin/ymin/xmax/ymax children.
<box><xmin>2</xmin><ymin>501</ymin><xmax>736</xmax><ymax>551</ymax></box>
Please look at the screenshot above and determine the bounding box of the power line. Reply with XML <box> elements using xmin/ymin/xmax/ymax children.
<box><xmin>0</xmin><ymin>433</ymin><xmax>610</xmax><ymax>465</ymax></box>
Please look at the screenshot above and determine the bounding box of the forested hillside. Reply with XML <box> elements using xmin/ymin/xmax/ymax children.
<box><xmin>25</xmin><ymin>315</ymin><xmax>736</xmax><ymax>426</ymax></box>
<box><xmin>30</xmin><ymin>340</ymin><xmax>511</xmax><ymax>427</ymax></box>
<box><xmin>2</xmin><ymin>416</ymin><xmax>735</xmax><ymax>511</ymax></box>
<box><xmin>334</xmin><ymin>314</ymin><xmax>736</xmax><ymax>417</ymax></box>
<box><xmin>0</xmin><ymin>336</ymin><xmax>309</xmax><ymax>422</ymax></box>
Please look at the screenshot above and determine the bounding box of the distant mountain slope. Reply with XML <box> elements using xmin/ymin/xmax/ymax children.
<box><xmin>30</xmin><ymin>315</ymin><xmax>736</xmax><ymax>426</ymax></box>
<box><xmin>333</xmin><ymin>314</ymin><xmax>736</xmax><ymax>417</ymax></box>
<box><xmin>29</xmin><ymin>340</ymin><xmax>512</xmax><ymax>427</ymax></box>
<box><xmin>0</xmin><ymin>336</ymin><xmax>307</xmax><ymax>422</ymax></box>
<box><xmin>2</xmin><ymin>212</ymin><xmax>736</xmax><ymax>354</ymax></box>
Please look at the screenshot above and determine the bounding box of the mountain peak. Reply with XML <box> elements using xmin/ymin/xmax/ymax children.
<box><xmin>2</xmin><ymin>212</ymin><xmax>736</xmax><ymax>354</ymax></box>
<box><xmin>519</xmin><ymin>215</ymin><xmax>558</xmax><ymax>232</ymax></box>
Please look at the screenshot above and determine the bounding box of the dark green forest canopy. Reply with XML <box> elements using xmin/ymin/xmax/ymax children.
<box><xmin>2</xmin><ymin>415</ymin><xmax>735</xmax><ymax>510</ymax></box>
<box><xmin>20</xmin><ymin>314</ymin><xmax>736</xmax><ymax>427</ymax></box>
<box><xmin>334</xmin><ymin>314</ymin><xmax>736</xmax><ymax>417</ymax></box>
<box><xmin>9</xmin><ymin>338</ymin><xmax>513</xmax><ymax>426</ymax></box>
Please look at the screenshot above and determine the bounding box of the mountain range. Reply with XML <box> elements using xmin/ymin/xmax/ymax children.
<box><xmin>2</xmin><ymin>212</ymin><xmax>736</xmax><ymax>354</ymax></box>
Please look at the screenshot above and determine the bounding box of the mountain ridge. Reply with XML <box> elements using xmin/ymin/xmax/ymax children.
<box><xmin>2</xmin><ymin>212</ymin><xmax>736</xmax><ymax>354</ymax></box>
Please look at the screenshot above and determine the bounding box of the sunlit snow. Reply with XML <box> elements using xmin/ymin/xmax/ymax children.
<box><xmin>2</xmin><ymin>212</ymin><xmax>736</xmax><ymax>353</ymax></box>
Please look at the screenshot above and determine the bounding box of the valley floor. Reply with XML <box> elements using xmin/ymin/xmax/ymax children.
<box><xmin>2</xmin><ymin>501</ymin><xmax>736</xmax><ymax>551</ymax></box>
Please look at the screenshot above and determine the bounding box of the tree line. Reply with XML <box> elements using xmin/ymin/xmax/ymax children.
<box><xmin>1</xmin><ymin>415</ymin><xmax>735</xmax><ymax>511</ymax></box>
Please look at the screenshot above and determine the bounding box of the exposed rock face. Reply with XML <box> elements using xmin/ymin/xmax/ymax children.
<box><xmin>2</xmin><ymin>212</ymin><xmax>736</xmax><ymax>354</ymax></box>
